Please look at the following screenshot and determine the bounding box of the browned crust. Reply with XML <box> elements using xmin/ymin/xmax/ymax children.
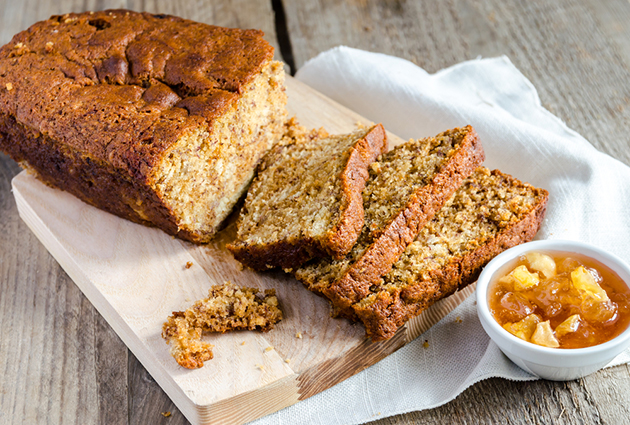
<box><xmin>0</xmin><ymin>112</ymin><xmax>194</xmax><ymax>240</ymax></box>
<box><xmin>322</xmin><ymin>126</ymin><xmax>485</xmax><ymax>312</ymax></box>
<box><xmin>354</xmin><ymin>171</ymin><xmax>550</xmax><ymax>341</ymax></box>
<box><xmin>229</xmin><ymin>237</ymin><xmax>323</xmax><ymax>271</ymax></box>
<box><xmin>0</xmin><ymin>10</ymin><xmax>273</xmax><ymax>182</ymax></box>
<box><xmin>323</xmin><ymin>123</ymin><xmax>387</xmax><ymax>257</ymax></box>
<box><xmin>228</xmin><ymin>124</ymin><xmax>387</xmax><ymax>271</ymax></box>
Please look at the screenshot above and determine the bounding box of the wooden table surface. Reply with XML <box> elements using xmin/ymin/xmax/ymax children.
<box><xmin>2</xmin><ymin>1</ymin><xmax>630</xmax><ymax>424</ymax></box>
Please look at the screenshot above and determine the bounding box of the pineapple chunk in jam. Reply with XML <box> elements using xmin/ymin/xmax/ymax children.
<box><xmin>489</xmin><ymin>251</ymin><xmax>630</xmax><ymax>349</ymax></box>
<box><xmin>555</xmin><ymin>314</ymin><xmax>582</xmax><ymax>338</ymax></box>
<box><xmin>499</xmin><ymin>265</ymin><xmax>540</xmax><ymax>291</ymax></box>
<box><xmin>531</xmin><ymin>321</ymin><xmax>560</xmax><ymax>348</ymax></box>
<box><xmin>503</xmin><ymin>314</ymin><xmax>541</xmax><ymax>341</ymax></box>
<box><xmin>526</xmin><ymin>252</ymin><xmax>556</xmax><ymax>278</ymax></box>
<box><xmin>571</xmin><ymin>266</ymin><xmax>609</xmax><ymax>302</ymax></box>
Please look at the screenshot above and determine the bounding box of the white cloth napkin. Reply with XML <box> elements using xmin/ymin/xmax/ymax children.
<box><xmin>251</xmin><ymin>47</ymin><xmax>630</xmax><ymax>425</ymax></box>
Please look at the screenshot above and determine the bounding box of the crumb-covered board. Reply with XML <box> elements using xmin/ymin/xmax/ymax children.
<box><xmin>12</xmin><ymin>76</ymin><xmax>476</xmax><ymax>425</ymax></box>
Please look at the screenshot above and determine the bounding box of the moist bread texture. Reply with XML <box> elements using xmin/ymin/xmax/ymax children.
<box><xmin>228</xmin><ymin>122</ymin><xmax>387</xmax><ymax>270</ymax></box>
<box><xmin>0</xmin><ymin>10</ymin><xmax>287</xmax><ymax>243</ymax></box>
<box><xmin>294</xmin><ymin>126</ymin><xmax>485</xmax><ymax>314</ymax></box>
<box><xmin>162</xmin><ymin>282</ymin><xmax>282</xmax><ymax>369</ymax></box>
<box><xmin>354</xmin><ymin>168</ymin><xmax>549</xmax><ymax>341</ymax></box>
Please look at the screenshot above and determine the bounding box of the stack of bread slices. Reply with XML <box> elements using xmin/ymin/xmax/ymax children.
<box><xmin>228</xmin><ymin>121</ymin><xmax>549</xmax><ymax>341</ymax></box>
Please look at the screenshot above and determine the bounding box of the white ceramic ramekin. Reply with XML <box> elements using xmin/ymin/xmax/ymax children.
<box><xmin>476</xmin><ymin>240</ymin><xmax>630</xmax><ymax>381</ymax></box>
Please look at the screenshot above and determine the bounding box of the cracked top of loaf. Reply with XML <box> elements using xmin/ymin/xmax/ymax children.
<box><xmin>0</xmin><ymin>9</ymin><xmax>274</xmax><ymax>181</ymax></box>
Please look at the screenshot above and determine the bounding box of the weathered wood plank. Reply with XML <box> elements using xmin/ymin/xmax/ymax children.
<box><xmin>128</xmin><ymin>354</ymin><xmax>188</xmax><ymax>425</ymax></box>
<box><xmin>0</xmin><ymin>153</ymin><xmax>128</xmax><ymax>425</ymax></box>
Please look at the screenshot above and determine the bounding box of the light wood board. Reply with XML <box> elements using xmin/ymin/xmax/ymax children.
<box><xmin>11</xmin><ymin>76</ymin><xmax>474</xmax><ymax>425</ymax></box>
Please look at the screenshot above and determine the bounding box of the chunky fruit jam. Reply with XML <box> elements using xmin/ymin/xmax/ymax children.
<box><xmin>488</xmin><ymin>251</ymin><xmax>630</xmax><ymax>349</ymax></box>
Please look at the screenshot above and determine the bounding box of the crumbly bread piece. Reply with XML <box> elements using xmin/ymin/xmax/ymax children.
<box><xmin>0</xmin><ymin>10</ymin><xmax>287</xmax><ymax>243</ymax></box>
<box><xmin>295</xmin><ymin>126</ymin><xmax>485</xmax><ymax>313</ymax></box>
<box><xmin>162</xmin><ymin>282</ymin><xmax>282</xmax><ymax>369</ymax></box>
<box><xmin>228</xmin><ymin>122</ymin><xmax>387</xmax><ymax>270</ymax></box>
<box><xmin>354</xmin><ymin>168</ymin><xmax>549</xmax><ymax>341</ymax></box>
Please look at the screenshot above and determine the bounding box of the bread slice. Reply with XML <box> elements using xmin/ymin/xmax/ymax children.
<box><xmin>295</xmin><ymin>126</ymin><xmax>485</xmax><ymax>313</ymax></box>
<box><xmin>162</xmin><ymin>282</ymin><xmax>283</xmax><ymax>369</ymax></box>
<box><xmin>227</xmin><ymin>122</ymin><xmax>387</xmax><ymax>270</ymax></box>
<box><xmin>353</xmin><ymin>168</ymin><xmax>549</xmax><ymax>341</ymax></box>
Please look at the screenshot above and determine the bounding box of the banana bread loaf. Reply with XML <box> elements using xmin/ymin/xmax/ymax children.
<box><xmin>353</xmin><ymin>168</ymin><xmax>549</xmax><ymax>340</ymax></box>
<box><xmin>228</xmin><ymin>122</ymin><xmax>387</xmax><ymax>270</ymax></box>
<box><xmin>0</xmin><ymin>10</ymin><xmax>287</xmax><ymax>243</ymax></box>
<box><xmin>294</xmin><ymin>126</ymin><xmax>485</xmax><ymax>313</ymax></box>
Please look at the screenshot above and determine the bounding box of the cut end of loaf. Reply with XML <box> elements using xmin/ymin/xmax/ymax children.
<box><xmin>153</xmin><ymin>61</ymin><xmax>288</xmax><ymax>243</ymax></box>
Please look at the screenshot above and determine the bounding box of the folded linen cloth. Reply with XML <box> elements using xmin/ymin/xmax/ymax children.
<box><xmin>252</xmin><ymin>46</ymin><xmax>630</xmax><ymax>425</ymax></box>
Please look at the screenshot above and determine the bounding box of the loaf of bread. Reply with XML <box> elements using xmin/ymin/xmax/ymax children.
<box><xmin>162</xmin><ymin>282</ymin><xmax>282</xmax><ymax>369</ymax></box>
<box><xmin>0</xmin><ymin>10</ymin><xmax>287</xmax><ymax>243</ymax></box>
<box><xmin>353</xmin><ymin>168</ymin><xmax>549</xmax><ymax>340</ymax></box>
<box><xmin>295</xmin><ymin>126</ymin><xmax>485</xmax><ymax>313</ymax></box>
<box><xmin>228</xmin><ymin>122</ymin><xmax>387</xmax><ymax>270</ymax></box>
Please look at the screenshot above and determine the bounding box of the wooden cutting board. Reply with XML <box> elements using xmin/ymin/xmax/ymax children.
<box><xmin>11</xmin><ymin>76</ymin><xmax>475</xmax><ymax>425</ymax></box>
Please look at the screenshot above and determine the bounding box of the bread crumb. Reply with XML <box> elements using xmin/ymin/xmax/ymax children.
<box><xmin>185</xmin><ymin>261</ymin><xmax>193</xmax><ymax>269</ymax></box>
<box><xmin>162</xmin><ymin>283</ymin><xmax>282</xmax><ymax>369</ymax></box>
<box><xmin>161</xmin><ymin>411</ymin><xmax>171</xmax><ymax>417</ymax></box>
<box><xmin>296</xmin><ymin>332</ymin><xmax>302</xmax><ymax>339</ymax></box>
<box><xmin>423</xmin><ymin>340</ymin><xmax>429</xmax><ymax>348</ymax></box>
<box><xmin>5</xmin><ymin>83</ymin><xmax>13</xmax><ymax>91</ymax></box>
<box><xmin>285</xmin><ymin>358</ymin><xmax>291</xmax><ymax>363</ymax></box>
<box><xmin>256</xmin><ymin>363</ymin><xmax>264</xmax><ymax>370</ymax></box>
<box><xmin>264</xmin><ymin>346</ymin><xmax>273</xmax><ymax>352</ymax></box>
<box><xmin>455</xmin><ymin>316</ymin><xmax>463</xmax><ymax>323</ymax></box>
<box><xmin>241</xmin><ymin>341</ymin><xmax>246</xmax><ymax>345</ymax></box>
